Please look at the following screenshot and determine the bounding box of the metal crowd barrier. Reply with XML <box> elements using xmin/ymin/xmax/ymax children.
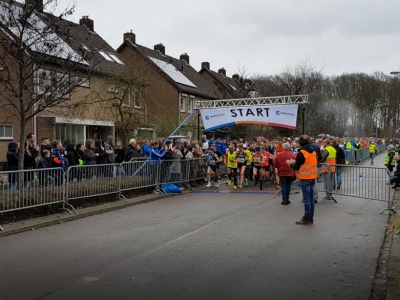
<box><xmin>345</xmin><ymin>143</ymin><xmax>386</xmax><ymax>164</ymax></box>
<box><xmin>317</xmin><ymin>163</ymin><xmax>395</xmax><ymax>214</ymax></box>
<box><xmin>119</xmin><ymin>160</ymin><xmax>158</xmax><ymax>194</ymax></box>
<box><xmin>65</xmin><ymin>164</ymin><xmax>120</xmax><ymax>206</ymax></box>
<box><xmin>0</xmin><ymin>157</ymin><xmax>208</xmax><ymax>230</ymax></box>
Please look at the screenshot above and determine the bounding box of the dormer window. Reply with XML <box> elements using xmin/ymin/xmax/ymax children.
<box><xmin>98</xmin><ymin>50</ymin><xmax>124</xmax><ymax>64</ymax></box>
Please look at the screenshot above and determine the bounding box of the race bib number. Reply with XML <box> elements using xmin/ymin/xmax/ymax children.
<box><xmin>253</xmin><ymin>157</ymin><xmax>260</xmax><ymax>163</ymax></box>
<box><xmin>210</xmin><ymin>160</ymin><xmax>216</xmax><ymax>165</ymax></box>
<box><xmin>238</xmin><ymin>158</ymin><xmax>245</xmax><ymax>163</ymax></box>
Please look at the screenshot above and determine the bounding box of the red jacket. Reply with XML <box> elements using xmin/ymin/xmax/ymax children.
<box><xmin>274</xmin><ymin>149</ymin><xmax>296</xmax><ymax>177</ymax></box>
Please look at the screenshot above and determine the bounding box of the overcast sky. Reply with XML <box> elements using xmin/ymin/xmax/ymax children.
<box><xmin>56</xmin><ymin>0</ymin><xmax>400</xmax><ymax>78</ymax></box>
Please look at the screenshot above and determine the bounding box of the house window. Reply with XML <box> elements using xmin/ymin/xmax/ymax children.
<box><xmin>138</xmin><ymin>128</ymin><xmax>155</xmax><ymax>139</ymax></box>
<box><xmin>107</xmin><ymin>85</ymin><xmax>119</xmax><ymax>93</ymax></box>
<box><xmin>36</xmin><ymin>69</ymin><xmax>52</xmax><ymax>94</ymax></box>
<box><xmin>55</xmin><ymin>124</ymin><xmax>84</xmax><ymax>144</ymax></box>
<box><xmin>133</xmin><ymin>89</ymin><xmax>144</xmax><ymax>108</ymax></box>
<box><xmin>180</xmin><ymin>94</ymin><xmax>187</xmax><ymax>112</ymax></box>
<box><xmin>98</xmin><ymin>50</ymin><xmax>124</xmax><ymax>65</ymax></box>
<box><xmin>0</xmin><ymin>124</ymin><xmax>13</xmax><ymax>139</ymax></box>
<box><xmin>122</xmin><ymin>87</ymin><xmax>130</xmax><ymax>108</ymax></box>
<box><xmin>188</xmin><ymin>96</ymin><xmax>195</xmax><ymax>113</ymax></box>
<box><xmin>35</xmin><ymin>69</ymin><xmax>70</xmax><ymax>98</ymax></box>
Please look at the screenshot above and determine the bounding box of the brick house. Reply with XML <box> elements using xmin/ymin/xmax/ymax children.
<box><xmin>199</xmin><ymin>63</ymin><xmax>258</xmax><ymax>99</ymax></box>
<box><xmin>117</xmin><ymin>32</ymin><xmax>220</xmax><ymax>138</ymax></box>
<box><xmin>0</xmin><ymin>0</ymin><xmax>127</xmax><ymax>162</ymax></box>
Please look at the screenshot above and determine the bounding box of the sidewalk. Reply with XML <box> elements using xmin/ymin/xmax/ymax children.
<box><xmin>0</xmin><ymin>192</ymin><xmax>175</xmax><ymax>237</ymax></box>
<box><xmin>385</xmin><ymin>188</ymin><xmax>400</xmax><ymax>300</ymax></box>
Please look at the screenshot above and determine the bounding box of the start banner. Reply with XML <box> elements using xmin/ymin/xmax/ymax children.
<box><xmin>200</xmin><ymin>104</ymin><xmax>298</xmax><ymax>132</ymax></box>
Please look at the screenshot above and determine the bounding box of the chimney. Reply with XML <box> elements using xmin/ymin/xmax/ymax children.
<box><xmin>124</xmin><ymin>31</ymin><xmax>136</xmax><ymax>44</ymax></box>
<box><xmin>154</xmin><ymin>43</ymin><xmax>165</xmax><ymax>55</ymax></box>
<box><xmin>218</xmin><ymin>68</ymin><xmax>226</xmax><ymax>76</ymax></box>
<box><xmin>201</xmin><ymin>62</ymin><xmax>210</xmax><ymax>70</ymax></box>
<box><xmin>79</xmin><ymin>16</ymin><xmax>94</xmax><ymax>31</ymax></box>
<box><xmin>26</xmin><ymin>0</ymin><xmax>43</xmax><ymax>12</ymax></box>
<box><xmin>232</xmin><ymin>74</ymin><xmax>240</xmax><ymax>81</ymax></box>
<box><xmin>180</xmin><ymin>53</ymin><xmax>189</xmax><ymax>64</ymax></box>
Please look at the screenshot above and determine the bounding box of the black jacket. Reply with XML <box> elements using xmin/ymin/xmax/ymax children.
<box><xmin>393</xmin><ymin>161</ymin><xmax>400</xmax><ymax>177</ymax></box>
<box><xmin>333</xmin><ymin>145</ymin><xmax>346</xmax><ymax>165</ymax></box>
<box><xmin>115</xmin><ymin>146</ymin><xmax>125</xmax><ymax>164</ymax></box>
<box><xmin>94</xmin><ymin>140</ymin><xmax>109</xmax><ymax>165</ymax></box>
<box><xmin>66</xmin><ymin>144</ymin><xmax>78</xmax><ymax>166</ymax></box>
<box><xmin>24</xmin><ymin>142</ymin><xmax>39</xmax><ymax>169</ymax></box>
<box><xmin>6</xmin><ymin>142</ymin><xmax>19</xmax><ymax>171</ymax></box>
<box><xmin>124</xmin><ymin>144</ymin><xmax>140</xmax><ymax>161</ymax></box>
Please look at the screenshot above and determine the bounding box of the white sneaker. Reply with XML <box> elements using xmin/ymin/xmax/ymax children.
<box><xmin>206</xmin><ymin>182</ymin><xmax>212</xmax><ymax>188</ymax></box>
<box><xmin>214</xmin><ymin>183</ymin><xmax>219</xmax><ymax>187</ymax></box>
<box><xmin>153</xmin><ymin>189</ymin><xmax>161</xmax><ymax>194</ymax></box>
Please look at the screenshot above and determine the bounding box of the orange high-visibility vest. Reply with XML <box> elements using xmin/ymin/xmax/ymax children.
<box><xmin>296</xmin><ymin>150</ymin><xmax>318</xmax><ymax>180</ymax></box>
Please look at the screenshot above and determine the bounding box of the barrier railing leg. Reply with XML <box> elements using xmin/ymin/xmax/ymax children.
<box><xmin>0</xmin><ymin>224</ymin><xmax>3</xmax><ymax>231</ymax></box>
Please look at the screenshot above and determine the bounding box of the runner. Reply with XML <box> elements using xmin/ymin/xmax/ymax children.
<box><xmin>206</xmin><ymin>147</ymin><xmax>220</xmax><ymax>188</ymax></box>
<box><xmin>259</xmin><ymin>146</ymin><xmax>272</xmax><ymax>190</ymax></box>
<box><xmin>236</xmin><ymin>144</ymin><xmax>249</xmax><ymax>189</ymax></box>
<box><xmin>244</xmin><ymin>144</ymin><xmax>253</xmax><ymax>186</ymax></box>
<box><xmin>252</xmin><ymin>146</ymin><xmax>265</xmax><ymax>190</ymax></box>
<box><xmin>226</xmin><ymin>145</ymin><xmax>238</xmax><ymax>189</ymax></box>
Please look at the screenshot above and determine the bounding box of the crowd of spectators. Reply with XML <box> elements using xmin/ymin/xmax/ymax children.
<box><xmin>4</xmin><ymin>132</ymin><xmax>399</xmax><ymax>192</ymax></box>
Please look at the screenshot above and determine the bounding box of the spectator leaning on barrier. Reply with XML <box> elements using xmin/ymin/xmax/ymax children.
<box><xmin>6</xmin><ymin>141</ymin><xmax>19</xmax><ymax>190</ymax></box>
<box><xmin>124</xmin><ymin>139</ymin><xmax>140</xmax><ymax>161</ymax></box>
<box><xmin>287</xmin><ymin>135</ymin><xmax>318</xmax><ymax>225</ymax></box>
<box><xmin>384</xmin><ymin>145</ymin><xmax>396</xmax><ymax>173</ymax></box>
<box><xmin>389</xmin><ymin>155</ymin><xmax>400</xmax><ymax>189</ymax></box>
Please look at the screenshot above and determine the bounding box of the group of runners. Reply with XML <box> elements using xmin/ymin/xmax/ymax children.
<box><xmin>205</xmin><ymin>139</ymin><xmax>281</xmax><ymax>190</ymax></box>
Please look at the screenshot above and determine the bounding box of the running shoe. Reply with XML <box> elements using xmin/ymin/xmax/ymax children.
<box><xmin>206</xmin><ymin>182</ymin><xmax>212</xmax><ymax>188</ymax></box>
<box><xmin>244</xmin><ymin>179</ymin><xmax>248</xmax><ymax>186</ymax></box>
<box><xmin>227</xmin><ymin>180</ymin><xmax>232</xmax><ymax>186</ymax></box>
<box><xmin>234</xmin><ymin>185</ymin><xmax>237</xmax><ymax>190</ymax></box>
<box><xmin>214</xmin><ymin>183</ymin><xmax>219</xmax><ymax>187</ymax></box>
<box><xmin>239</xmin><ymin>184</ymin><xmax>242</xmax><ymax>189</ymax></box>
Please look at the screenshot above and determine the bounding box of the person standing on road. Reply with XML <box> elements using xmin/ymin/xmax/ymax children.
<box><xmin>389</xmin><ymin>155</ymin><xmax>400</xmax><ymax>189</ymax></box>
<box><xmin>274</xmin><ymin>142</ymin><xmax>296</xmax><ymax>205</ymax></box>
<box><xmin>320</xmin><ymin>138</ymin><xmax>337</xmax><ymax>199</ymax></box>
<box><xmin>287</xmin><ymin>135</ymin><xmax>318</xmax><ymax>225</ymax></box>
<box><xmin>384</xmin><ymin>145</ymin><xmax>396</xmax><ymax>173</ymax></box>
<box><xmin>369</xmin><ymin>142</ymin><xmax>377</xmax><ymax>165</ymax></box>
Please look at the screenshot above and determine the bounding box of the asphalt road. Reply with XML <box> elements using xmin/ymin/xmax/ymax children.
<box><xmin>0</xmin><ymin>154</ymin><xmax>393</xmax><ymax>300</ymax></box>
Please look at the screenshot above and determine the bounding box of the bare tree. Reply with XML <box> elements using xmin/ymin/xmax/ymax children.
<box><xmin>90</xmin><ymin>66</ymin><xmax>149</xmax><ymax>145</ymax></box>
<box><xmin>0</xmin><ymin>0</ymin><xmax>93</xmax><ymax>169</ymax></box>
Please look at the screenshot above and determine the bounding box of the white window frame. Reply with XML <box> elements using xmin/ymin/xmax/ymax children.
<box><xmin>0</xmin><ymin>124</ymin><xmax>13</xmax><ymax>140</ymax></box>
<box><xmin>35</xmin><ymin>69</ymin><xmax>52</xmax><ymax>95</ymax></box>
<box><xmin>188</xmin><ymin>95</ymin><xmax>195</xmax><ymax>113</ymax></box>
<box><xmin>121</xmin><ymin>87</ymin><xmax>131</xmax><ymax>108</ymax></box>
<box><xmin>180</xmin><ymin>94</ymin><xmax>187</xmax><ymax>113</ymax></box>
<box><xmin>107</xmin><ymin>84</ymin><xmax>119</xmax><ymax>93</ymax></box>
